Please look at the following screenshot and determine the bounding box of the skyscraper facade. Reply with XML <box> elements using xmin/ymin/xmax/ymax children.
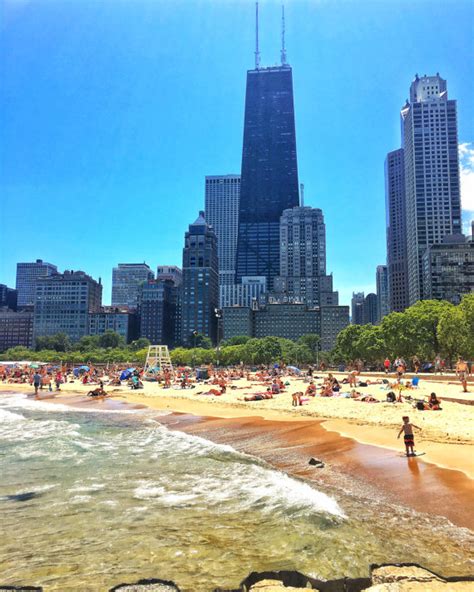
<box><xmin>181</xmin><ymin>212</ymin><xmax>219</xmax><ymax>344</ymax></box>
<box><xmin>363</xmin><ymin>293</ymin><xmax>379</xmax><ymax>325</ymax></box>
<box><xmin>205</xmin><ymin>175</ymin><xmax>241</xmax><ymax>292</ymax></box>
<box><xmin>111</xmin><ymin>263</ymin><xmax>154</xmax><ymax>309</ymax></box>
<box><xmin>351</xmin><ymin>292</ymin><xmax>365</xmax><ymax>325</ymax></box>
<box><xmin>156</xmin><ymin>266</ymin><xmax>183</xmax><ymax>286</ymax></box>
<box><xmin>385</xmin><ymin>149</ymin><xmax>409</xmax><ymax>312</ymax></box>
<box><xmin>276</xmin><ymin>206</ymin><xmax>338</xmax><ymax>307</ymax></box>
<box><xmin>401</xmin><ymin>74</ymin><xmax>462</xmax><ymax>304</ymax></box>
<box><xmin>376</xmin><ymin>265</ymin><xmax>389</xmax><ymax>322</ymax></box>
<box><xmin>0</xmin><ymin>284</ymin><xmax>18</xmax><ymax>311</ymax></box>
<box><xmin>16</xmin><ymin>259</ymin><xmax>57</xmax><ymax>308</ymax></box>
<box><xmin>33</xmin><ymin>270</ymin><xmax>102</xmax><ymax>342</ymax></box>
<box><xmin>139</xmin><ymin>280</ymin><xmax>177</xmax><ymax>346</ymax></box>
<box><xmin>236</xmin><ymin>64</ymin><xmax>299</xmax><ymax>290</ymax></box>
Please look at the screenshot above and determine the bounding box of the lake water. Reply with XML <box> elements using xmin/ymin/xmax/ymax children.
<box><xmin>0</xmin><ymin>392</ymin><xmax>472</xmax><ymax>591</ymax></box>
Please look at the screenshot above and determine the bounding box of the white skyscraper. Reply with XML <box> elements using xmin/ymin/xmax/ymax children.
<box><xmin>401</xmin><ymin>74</ymin><xmax>462</xmax><ymax>304</ymax></box>
<box><xmin>205</xmin><ymin>175</ymin><xmax>240</xmax><ymax>305</ymax></box>
<box><xmin>111</xmin><ymin>263</ymin><xmax>154</xmax><ymax>309</ymax></box>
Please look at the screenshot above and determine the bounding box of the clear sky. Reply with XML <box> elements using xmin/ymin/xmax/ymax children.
<box><xmin>1</xmin><ymin>0</ymin><xmax>473</xmax><ymax>306</ymax></box>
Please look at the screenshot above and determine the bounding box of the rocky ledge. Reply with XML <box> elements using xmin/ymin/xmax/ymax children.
<box><xmin>3</xmin><ymin>564</ymin><xmax>473</xmax><ymax>591</ymax></box>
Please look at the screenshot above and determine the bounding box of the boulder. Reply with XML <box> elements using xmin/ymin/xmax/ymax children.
<box><xmin>109</xmin><ymin>578</ymin><xmax>180</xmax><ymax>591</ymax></box>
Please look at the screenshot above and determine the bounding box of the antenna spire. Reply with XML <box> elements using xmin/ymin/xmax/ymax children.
<box><xmin>255</xmin><ymin>2</ymin><xmax>261</xmax><ymax>69</ymax></box>
<box><xmin>281</xmin><ymin>4</ymin><xmax>287</xmax><ymax>65</ymax></box>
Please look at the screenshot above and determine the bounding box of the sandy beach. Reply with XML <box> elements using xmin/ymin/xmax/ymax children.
<box><xmin>2</xmin><ymin>371</ymin><xmax>473</xmax><ymax>481</ymax></box>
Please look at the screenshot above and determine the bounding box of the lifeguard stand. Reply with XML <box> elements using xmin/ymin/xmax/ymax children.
<box><xmin>144</xmin><ymin>345</ymin><xmax>174</xmax><ymax>376</ymax></box>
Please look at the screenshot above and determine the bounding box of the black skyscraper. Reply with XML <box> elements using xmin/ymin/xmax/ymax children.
<box><xmin>235</xmin><ymin>64</ymin><xmax>299</xmax><ymax>290</ymax></box>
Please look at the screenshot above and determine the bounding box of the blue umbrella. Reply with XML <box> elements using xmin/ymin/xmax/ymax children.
<box><xmin>120</xmin><ymin>369</ymin><xmax>132</xmax><ymax>381</ymax></box>
<box><xmin>288</xmin><ymin>366</ymin><xmax>301</xmax><ymax>374</ymax></box>
<box><xmin>73</xmin><ymin>368</ymin><xmax>79</xmax><ymax>377</ymax></box>
<box><xmin>79</xmin><ymin>365</ymin><xmax>90</xmax><ymax>372</ymax></box>
<box><xmin>126</xmin><ymin>367</ymin><xmax>136</xmax><ymax>373</ymax></box>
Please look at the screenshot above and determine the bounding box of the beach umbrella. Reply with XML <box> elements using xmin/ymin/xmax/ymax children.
<box><xmin>79</xmin><ymin>365</ymin><xmax>90</xmax><ymax>373</ymax></box>
<box><xmin>287</xmin><ymin>366</ymin><xmax>301</xmax><ymax>374</ymax></box>
<box><xmin>29</xmin><ymin>363</ymin><xmax>40</xmax><ymax>369</ymax></box>
<box><xmin>73</xmin><ymin>368</ymin><xmax>80</xmax><ymax>377</ymax></box>
<box><xmin>126</xmin><ymin>367</ymin><xmax>136</xmax><ymax>373</ymax></box>
<box><xmin>120</xmin><ymin>369</ymin><xmax>132</xmax><ymax>381</ymax></box>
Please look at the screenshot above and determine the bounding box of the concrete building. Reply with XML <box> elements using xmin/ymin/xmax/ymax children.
<box><xmin>351</xmin><ymin>292</ymin><xmax>365</xmax><ymax>325</ymax></box>
<box><xmin>205</xmin><ymin>175</ymin><xmax>240</xmax><ymax>293</ymax></box>
<box><xmin>89</xmin><ymin>307</ymin><xmax>139</xmax><ymax>343</ymax></box>
<box><xmin>0</xmin><ymin>309</ymin><xmax>34</xmax><ymax>352</ymax></box>
<box><xmin>34</xmin><ymin>270</ymin><xmax>102</xmax><ymax>343</ymax></box>
<box><xmin>275</xmin><ymin>206</ymin><xmax>338</xmax><ymax>307</ymax></box>
<box><xmin>401</xmin><ymin>74</ymin><xmax>462</xmax><ymax>304</ymax></box>
<box><xmin>181</xmin><ymin>211</ymin><xmax>219</xmax><ymax>345</ymax></box>
<box><xmin>422</xmin><ymin>235</ymin><xmax>474</xmax><ymax>304</ymax></box>
<box><xmin>222</xmin><ymin>306</ymin><xmax>254</xmax><ymax>341</ymax></box>
<box><xmin>111</xmin><ymin>263</ymin><xmax>154</xmax><ymax>309</ymax></box>
<box><xmin>0</xmin><ymin>284</ymin><xmax>18</xmax><ymax>311</ymax></box>
<box><xmin>364</xmin><ymin>293</ymin><xmax>379</xmax><ymax>325</ymax></box>
<box><xmin>376</xmin><ymin>265</ymin><xmax>389</xmax><ymax>322</ymax></box>
<box><xmin>139</xmin><ymin>280</ymin><xmax>179</xmax><ymax>346</ymax></box>
<box><xmin>385</xmin><ymin>149</ymin><xmax>409</xmax><ymax>312</ymax></box>
<box><xmin>320</xmin><ymin>305</ymin><xmax>350</xmax><ymax>351</ymax></box>
<box><xmin>16</xmin><ymin>259</ymin><xmax>57</xmax><ymax>308</ymax></box>
<box><xmin>220</xmin><ymin>276</ymin><xmax>267</xmax><ymax>308</ymax></box>
<box><xmin>156</xmin><ymin>266</ymin><xmax>182</xmax><ymax>286</ymax></box>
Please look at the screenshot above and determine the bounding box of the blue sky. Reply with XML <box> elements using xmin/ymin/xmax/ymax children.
<box><xmin>1</xmin><ymin>0</ymin><xmax>473</xmax><ymax>306</ymax></box>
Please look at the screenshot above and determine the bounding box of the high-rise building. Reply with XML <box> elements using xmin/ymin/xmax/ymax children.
<box><xmin>111</xmin><ymin>263</ymin><xmax>154</xmax><ymax>309</ymax></box>
<box><xmin>156</xmin><ymin>266</ymin><xmax>183</xmax><ymax>286</ymax></box>
<box><xmin>422</xmin><ymin>234</ymin><xmax>474</xmax><ymax>304</ymax></box>
<box><xmin>320</xmin><ymin>305</ymin><xmax>350</xmax><ymax>351</ymax></box>
<box><xmin>34</xmin><ymin>270</ymin><xmax>102</xmax><ymax>342</ymax></box>
<box><xmin>401</xmin><ymin>74</ymin><xmax>462</xmax><ymax>304</ymax></box>
<box><xmin>0</xmin><ymin>284</ymin><xmax>18</xmax><ymax>311</ymax></box>
<box><xmin>205</xmin><ymin>175</ymin><xmax>241</xmax><ymax>291</ymax></box>
<box><xmin>139</xmin><ymin>280</ymin><xmax>178</xmax><ymax>346</ymax></box>
<box><xmin>275</xmin><ymin>206</ymin><xmax>338</xmax><ymax>307</ymax></box>
<box><xmin>351</xmin><ymin>292</ymin><xmax>365</xmax><ymax>325</ymax></box>
<box><xmin>376</xmin><ymin>265</ymin><xmax>389</xmax><ymax>322</ymax></box>
<box><xmin>16</xmin><ymin>259</ymin><xmax>57</xmax><ymax>308</ymax></box>
<box><xmin>89</xmin><ymin>307</ymin><xmax>139</xmax><ymax>343</ymax></box>
<box><xmin>220</xmin><ymin>276</ymin><xmax>267</xmax><ymax>308</ymax></box>
<box><xmin>181</xmin><ymin>211</ymin><xmax>219</xmax><ymax>345</ymax></box>
<box><xmin>385</xmin><ymin>149</ymin><xmax>409</xmax><ymax>312</ymax></box>
<box><xmin>0</xmin><ymin>309</ymin><xmax>34</xmax><ymax>352</ymax></box>
<box><xmin>235</xmin><ymin>51</ymin><xmax>299</xmax><ymax>290</ymax></box>
<box><xmin>363</xmin><ymin>293</ymin><xmax>378</xmax><ymax>325</ymax></box>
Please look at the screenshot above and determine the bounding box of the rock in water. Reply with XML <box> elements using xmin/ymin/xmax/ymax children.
<box><xmin>109</xmin><ymin>579</ymin><xmax>180</xmax><ymax>592</ymax></box>
<box><xmin>308</xmin><ymin>458</ymin><xmax>324</xmax><ymax>467</ymax></box>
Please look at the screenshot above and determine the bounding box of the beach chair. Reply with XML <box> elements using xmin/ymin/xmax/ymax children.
<box><xmin>412</xmin><ymin>377</ymin><xmax>420</xmax><ymax>388</ymax></box>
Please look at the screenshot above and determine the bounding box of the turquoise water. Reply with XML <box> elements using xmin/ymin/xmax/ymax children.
<box><xmin>0</xmin><ymin>392</ymin><xmax>472</xmax><ymax>591</ymax></box>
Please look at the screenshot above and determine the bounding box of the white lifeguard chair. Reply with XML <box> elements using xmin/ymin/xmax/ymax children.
<box><xmin>144</xmin><ymin>345</ymin><xmax>174</xmax><ymax>376</ymax></box>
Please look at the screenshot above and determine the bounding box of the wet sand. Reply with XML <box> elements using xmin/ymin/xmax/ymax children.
<box><xmin>10</xmin><ymin>387</ymin><xmax>473</xmax><ymax>531</ymax></box>
<box><xmin>158</xmin><ymin>412</ymin><xmax>474</xmax><ymax>531</ymax></box>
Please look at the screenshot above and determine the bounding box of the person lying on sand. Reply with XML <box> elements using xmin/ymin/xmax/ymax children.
<box><xmin>239</xmin><ymin>393</ymin><xmax>273</xmax><ymax>401</ymax></box>
<box><xmin>87</xmin><ymin>387</ymin><xmax>108</xmax><ymax>398</ymax></box>
<box><xmin>358</xmin><ymin>394</ymin><xmax>379</xmax><ymax>403</ymax></box>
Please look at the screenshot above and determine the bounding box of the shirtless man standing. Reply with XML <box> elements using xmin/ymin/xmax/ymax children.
<box><xmin>456</xmin><ymin>357</ymin><xmax>469</xmax><ymax>393</ymax></box>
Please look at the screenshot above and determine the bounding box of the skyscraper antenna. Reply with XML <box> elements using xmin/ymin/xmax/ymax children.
<box><xmin>281</xmin><ymin>5</ymin><xmax>287</xmax><ymax>65</ymax></box>
<box><xmin>255</xmin><ymin>2</ymin><xmax>261</xmax><ymax>69</ymax></box>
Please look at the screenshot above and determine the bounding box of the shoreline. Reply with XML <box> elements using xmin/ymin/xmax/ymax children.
<box><xmin>2</xmin><ymin>383</ymin><xmax>474</xmax><ymax>530</ymax></box>
<box><xmin>1</xmin><ymin>380</ymin><xmax>473</xmax><ymax>479</ymax></box>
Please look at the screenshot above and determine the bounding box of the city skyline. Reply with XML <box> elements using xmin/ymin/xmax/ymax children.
<box><xmin>1</xmin><ymin>1</ymin><xmax>473</xmax><ymax>306</ymax></box>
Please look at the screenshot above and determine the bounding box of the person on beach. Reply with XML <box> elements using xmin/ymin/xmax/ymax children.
<box><xmin>456</xmin><ymin>357</ymin><xmax>469</xmax><ymax>393</ymax></box>
<box><xmin>397</xmin><ymin>416</ymin><xmax>421</xmax><ymax>456</ymax></box>
<box><xmin>33</xmin><ymin>371</ymin><xmax>41</xmax><ymax>398</ymax></box>
<box><xmin>292</xmin><ymin>391</ymin><xmax>303</xmax><ymax>406</ymax></box>
<box><xmin>383</xmin><ymin>358</ymin><xmax>391</xmax><ymax>374</ymax></box>
<box><xmin>428</xmin><ymin>392</ymin><xmax>442</xmax><ymax>410</ymax></box>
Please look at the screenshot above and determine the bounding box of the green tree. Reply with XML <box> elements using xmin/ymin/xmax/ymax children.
<box><xmin>380</xmin><ymin>312</ymin><xmax>417</xmax><ymax>359</ymax></box>
<box><xmin>76</xmin><ymin>335</ymin><xmax>101</xmax><ymax>351</ymax></box>
<box><xmin>35</xmin><ymin>333</ymin><xmax>71</xmax><ymax>352</ymax></box>
<box><xmin>334</xmin><ymin>324</ymin><xmax>365</xmax><ymax>362</ymax></box>
<box><xmin>129</xmin><ymin>337</ymin><xmax>151</xmax><ymax>351</ymax></box>
<box><xmin>437</xmin><ymin>306</ymin><xmax>470</xmax><ymax>362</ymax></box>
<box><xmin>356</xmin><ymin>325</ymin><xmax>385</xmax><ymax>364</ymax></box>
<box><xmin>246</xmin><ymin>336</ymin><xmax>282</xmax><ymax>365</ymax></box>
<box><xmin>298</xmin><ymin>334</ymin><xmax>321</xmax><ymax>355</ymax></box>
<box><xmin>186</xmin><ymin>333</ymin><xmax>212</xmax><ymax>349</ymax></box>
<box><xmin>459</xmin><ymin>294</ymin><xmax>474</xmax><ymax>358</ymax></box>
<box><xmin>98</xmin><ymin>331</ymin><xmax>126</xmax><ymax>349</ymax></box>
<box><xmin>405</xmin><ymin>300</ymin><xmax>453</xmax><ymax>359</ymax></box>
<box><xmin>220</xmin><ymin>335</ymin><xmax>251</xmax><ymax>347</ymax></box>
<box><xmin>0</xmin><ymin>346</ymin><xmax>33</xmax><ymax>360</ymax></box>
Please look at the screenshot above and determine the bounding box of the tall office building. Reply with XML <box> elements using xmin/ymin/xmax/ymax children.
<box><xmin>16</xmin><ymin>259</ymin><xmax>57</xmax><ymax>307</ymax></box>
<box><xmin>363</xmin><ymin>293</ymin><xmax>378</xmax><ymax>325</ymax></box>
<box><xmin>0</xmin><ymin>284</ymin><xmax>18</xmax><ymax>311</ymax></box>
<box><xmin>89</xmin><ymin>307</ymin><xmax>139</xmax><ymax>343</ymax></box>
<box><xmin>34</xmin><ymin>270</ymin><xmax>102</xmax><ymax>342</ymax></box>
<box><xmin>111</xmin><ymin>263</ymin><xmax>154</xmax><ymax>309</ymax></box>
<box><xmin>205</xmin><ymin>175</ymin><xmax>241</xmax><ymax>291</ymax></box>
<box><xmin>156</xmin><ymin>266</ymin><xmax>183</xmax><ymax>286</ymax></box>
<box><xmin>276</xmin><ymin>206</ymin><xmax>338</xmax><ymax>307</ymax></box>
<box><xmin>385</xmin><ymin>149</ymin><xmax>409</xmax><ymax>312</ymax></box>
<box><xmin>235</xmin><ymin>28</ymin><xmax>299</xmax><ymax>290</ymax></box>
<box><xmin>139</xmin><ymin>280</ymin><xmax>178</xmax><ymax>346</ymax></box>
<box><xmin>401</xmin><ymin>74</ymin><xmax>462</xmax><ymax>304</ymax></box>
<box><xmin>376</xmin><ymin>265</ymin><xmax>389</xmax><ymax>322</ymax></box>
<box><xmin>0</xmin><ymin>309</ymin><xmax>34</xmax><ymax>351</ymax></box>
<box><xmin>351</xmin><ymin>292</ymin><xmax>365</xmax><ymax>325</ymax></box>
<box><xmin>181</xmin><ymin>211</ymin><xmax>219</xmax><ymax>344</ymax></box>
